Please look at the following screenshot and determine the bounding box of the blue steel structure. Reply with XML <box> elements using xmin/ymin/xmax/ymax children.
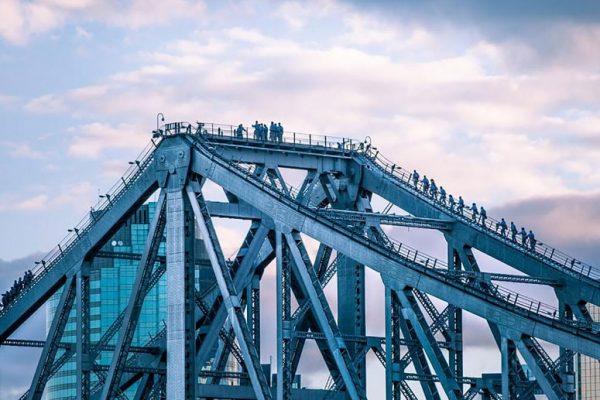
<box><xmin>0</xmin><ymin>121</ymin><xmax>599</xmax><ymax>399</ymax></box>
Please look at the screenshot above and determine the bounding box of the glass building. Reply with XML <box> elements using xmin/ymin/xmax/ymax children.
<box><xmin>578</xmin><ymin>305</ymin><xmax>600</xmax><ymax>399</ymax></box>
<box><xmin>46</xmin><ymin>203</ymin><xmax>168</xmax><ymax>399</ymax></box>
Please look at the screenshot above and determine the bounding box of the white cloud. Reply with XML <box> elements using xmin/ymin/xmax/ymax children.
<box><xmin>0</xmin><ymin>0</ymin><xmax>206</xmax><ymax>44</ymax></box>
<box><xmin>24</xmin><ymin>94</ymin><xmax>66</xmax><ymax>113</ymax></box>
<box><xmin>5</xmin><ymin>143</ymin><xmax>46</xmax><ymax>159</ymax></box>
<box><xmin>14</xmin><ymin>1</ymin><xmax>600</xmax><ymax>207</ymax></box>
<box><xmin>75</xmin><ymin>25</ymin><xmax>92</xmax><ymax>39</ymax></box>
<box><xmin>67</xmin><ymin>122</ymin><xmax>149</xmax><ymax>158</ymax></box>
<box><xmin>0</xmin><ymin>193</ymin><xmax>48</xmax><ymax>211</ymax></box>
<box><xmin>0</xmin><ymin>181</ymin><xmax>95</xmax><ymax>212</ymax></box>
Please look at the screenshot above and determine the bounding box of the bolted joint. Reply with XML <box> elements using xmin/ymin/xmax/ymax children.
<box><xmin>155</xmin><ymin>140</ymin><xmax>192</xmax><ymax>189</ymax></box>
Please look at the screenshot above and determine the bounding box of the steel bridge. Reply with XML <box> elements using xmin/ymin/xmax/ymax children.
<box><xmin>1</xmin><ymin>121</ymin><xmax>599</xmax><ymax>400</ymax></box>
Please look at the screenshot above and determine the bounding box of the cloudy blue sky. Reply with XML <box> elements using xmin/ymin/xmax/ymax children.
<box><xmin>1</xmin><ymin>0</ymin><xmax>600</xmax><ymax>398</ymax></box>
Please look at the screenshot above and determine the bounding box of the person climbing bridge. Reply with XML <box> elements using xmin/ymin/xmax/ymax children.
<box><xmin>480</xmin><ymin>206</ymin><xmax>487</xmax><ymax>226</ymax></box>
<box><xmin>520</xmin><ymin>227</ymin><xmax>528</xmax><ymax>246</ymax></box>
<box><xmin>277</xmin><ymin>122</ymin><xmax>284</xmax><ymax>142</ymax></box>
<box><xmin>471</xmin><ymin>203</ymin><xmax>479</xmax><ymax>221</ymax></box>
<box><xmin>269</xmin><ymin>121</ymin><xmax>277</xmax><ymax>141</ymax></box>
<box><xmin>528</xmin><ymin>230</ymin><xmax>536</xmax><ymax>251</ymax></box>
<box><xmin>496</xmin><ymin>218</ymin><xmax>507</xmax><ymax>236</ymax></box>
<box><xmin>430</xmin><ymin>179</ymin><xmax>438</xmax><ymax>199</ymax></box>
<box><xmin>422</xmin><ymin>175</ymin><xmax>430</xmax><ymax>193</ymax></box>
<box><xmin>510</xmin><ymin>221</ymin><xmax>517</xmax><ymax>242</ymax></box>
<box><xmin>252</xmin><ymin>121</ymin><xmax>261</xmax><ymax>140</ymax></box>
<box><xmin>448</xmin><ymin>194</ymin><xmax>455</xmax><ymax>211</ymax></box>
<box><xmin>439</xmin><ymin>186</ymin><xmax>446</xmax><ymax>205</ymax></box>
<box><xmin>235</xmin><ymin>123</ymin><xmax>247</xmax><ymax>138</ymax></box>
<box><xmin>457</xmin><ymin>196</ymin><xmax>465</xmax><ymax>215</ymax></box>
<box><xmin>412</xmin><ymin>170</ymin><xmax>420</xmax><ymax>188</ymax></box>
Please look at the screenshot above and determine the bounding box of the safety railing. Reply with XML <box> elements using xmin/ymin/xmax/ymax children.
<box><xmin>359</xmin><ymin>147</ymin><xmax>600</xmax><ymax>280</ymax></box>
<box><xmin>0</xmin><ymin>138</ymin><xmax>161</xmax><ymax>317</ymax></box>
<box><xmin>157</xmin><ymin>121</ymin><xmax>358</xmax><ymax>152</ymax></box>
<box><xmin>186</xmin><ymin>133</ymin><xmax>598</xmax><ymax>333</ymax></box>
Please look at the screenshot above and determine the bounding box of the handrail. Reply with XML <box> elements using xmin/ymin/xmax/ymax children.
<box><xmin>0</xmin><ymin>138</ymin><xmax>161</xmax><ymax>317</ymax></box>
<box><xmin>186</xmin><ymin>133</ymin><xmax>598</xmax><ymax>334</ymax></box>
<box><xmin>359</xmin><ymin>149</ymin><xmax>600</xmax><ymax>280</ymax></box>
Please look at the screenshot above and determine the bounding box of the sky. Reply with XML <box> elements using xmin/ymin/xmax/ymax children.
<box><xmin>0</xmin><ymin>0</ymin><xmax>600</xmax><ymax>398</ymax></box>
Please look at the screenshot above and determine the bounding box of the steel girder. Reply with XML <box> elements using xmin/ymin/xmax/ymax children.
<box><xmin>284</xmin><ymin>230</ymin><xmax>366</xmax><ymax>400</ymax></box>
<box><xmin>27</xmin><ymin>273</ymin><xmax>77</xmax><ymax>400</ymax></box>
<box><xmin>188</xmin><ymin>189</ymin><xmax>272</xmax><ymax>400</ymax></box>
<box><xmin>204</xmin><ymin>137</ymin><xmax>600</xmax><ymax>310</ymax></box>
<box><xmin>187</xmin><ymin>135</ymin><xmax>600</xmax><ymax>356</ymax></box>
<box><xmin>358</xmin><ymin>158</ymin><xmax>600</xmax><ymax>310</ymax></box>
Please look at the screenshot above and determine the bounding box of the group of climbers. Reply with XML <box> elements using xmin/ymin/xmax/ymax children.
<box><xmin>250</xmin><ymin>121</ymin><xmax>284</xmax><ymax>142</ymax></box>
<box><xmin>1</xmin><ymin>270</ymin><xmax>33</xmax><ymax>311</ymax></box>
<box><xmin>410</xmin><ymin>169</ymin><xmax>537</xmax><ymax>251</ymax></box>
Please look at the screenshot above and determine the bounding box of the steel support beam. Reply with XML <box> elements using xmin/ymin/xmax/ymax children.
<box><xmin>395</xmin><ymin>287</ymin><xmax>461</xmax><ymax>400</ymax></box>
<box><xmin>193</xmin><ymin>220</ymin><xmax>269</xmax><ymax>373</ymax></box>
<box><xmin>447</xmin><ymin>246</ymin><xmax>463</xmax><ymax>384</ymax></box>
<box><xmin>166</xmin><ymin>188</ymin><xmax>198</xmax><ymax>400</ymax></box>
<box><xmin>276</xmin><ymin>230</ymin><xmax>293</xmax><ymax>400</ymax></box>
<box><xmin>27</xmin><ymin>273</ymin><xmax>77</xmax><ymax>400</ymax></box>
<box><xmin>284</xmin><ymin>231</ymin><xmax>365</xmax><ymax>400</ymax></box>
<box><xmin>513</xmin><ymin>335</ymin><xmax>566</xmax><ymax>400</ymax></box>
<box><xmin>188</xmin><ymin>189</ymin><xmax>272</xmax><ymax>400</ymax></box>
<box><xmin>385</xmin><ymin>287</ymin><xmax>401</xmax><ymax>400</ymax></box>
<box><xmin>76</xmin><ymin>262</ymin><xmax>91</xmax><ymax>400</ymax></box>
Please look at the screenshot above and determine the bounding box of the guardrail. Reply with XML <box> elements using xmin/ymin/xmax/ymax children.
<box><xmin>359</xmin><ymin>148</ymin><xmax>600</xmax><ymax>280</ymax></box>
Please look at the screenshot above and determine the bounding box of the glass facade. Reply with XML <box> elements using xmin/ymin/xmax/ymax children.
<box><xmin>47</xmin><ymin>203</ymin><xmax>168</xmax><ymax>399</ymax></box>
<box><xmin>578</xmin><ymin>305</ymin><xmax>600</xmax><ymax>400</ymax></box>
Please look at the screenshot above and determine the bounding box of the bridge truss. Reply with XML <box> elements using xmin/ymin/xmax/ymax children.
<box><xmin>1</xmin><ymin>121</ymin><xmax>599</xmax><ymax>399</ymax></box>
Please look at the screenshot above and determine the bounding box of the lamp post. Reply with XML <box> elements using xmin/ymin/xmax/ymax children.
<box><xmin>154</xmin><ymin>113</ymin><xmax>165</xmax><ymax>137</ymax></box>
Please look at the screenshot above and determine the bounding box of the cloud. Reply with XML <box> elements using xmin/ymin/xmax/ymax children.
<box><xmin>0</xmin><ymin>194</ymin><xmax>48</xmax><ymax>211</ymax></box>
<box><xmin>0</xmin><ymin>0</ymin><xmax>206</xmax><ymax>45</ymax></box>
<box><xmin>3</xmin><ymin>142</ymin><xmax>46</xmax><ymax>159</ymax></box>
<box><xmin>0</xmin><ymin>182</ymin><xmax>95</xmax><ymax>212</ymax></box>
<box><xmin>0</xmin><ymin>94</ymin><xmax>17</xmax><ymax>107</ymax></box>
<box><xmin>67</xmin><ymin>122</ymin><xmax>149</xmax><ymax>158</ymax></box>
<box><xmin>24</xmin><ymin>94</ymin><xmax>66</xmax><ymax>113</ymax></box>
<box><xmin>75</xmin><ymin>25</ymin><xmax>92</xmax><ymax>39</ymax></box>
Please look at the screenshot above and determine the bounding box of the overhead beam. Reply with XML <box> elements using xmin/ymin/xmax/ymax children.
<box><xmin>316</xmin><ymin>209</ymin><xmax>453</xmax><ymax>230</ymax></box>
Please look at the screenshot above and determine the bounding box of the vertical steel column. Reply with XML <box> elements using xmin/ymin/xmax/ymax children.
<box><xmin>247</xmin><ymin>273</ymin><xmax>261</xmax><ymax>358</ymax></box>
<box><xmin>337</xmin><ymin>256</ymin><xmax>366</xmax><ymax>393</ymax></box>
<box><xmin>559</xmin><ymin>302</ymin><xmax>576</xmax><ymax>399</ymax></box>
<box><xmin>76</xmin><ymin>263</ymin><xmax>91</xmax><ymax>399</ymax></box>
<box><xmin>385</xmin><ymin>287</ymin><xmax>401</xmax><ymax>400</ymax></box>
<box><xmin>501</xmin><ymin>336</ymin><xmax>517</xmax><ymax>400</ymax></box>
<box><xmin>447</xmin><ymin>246</ymin><xmax>463</xmax><ymax>383</ymax></box>
<box><xmin>166</xmin><ymin>189</ymin><xmax>197</xmax><ymax>400</ymax></box>
<box><xmin>276</xmin><ymin>230</ymin><xmax>292</xmax><ymax>400</ymax></box>
<box><xmin>501</xmin><ymin>336</ymin><xmax>510</xmax><ymax>400</ymax></box>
